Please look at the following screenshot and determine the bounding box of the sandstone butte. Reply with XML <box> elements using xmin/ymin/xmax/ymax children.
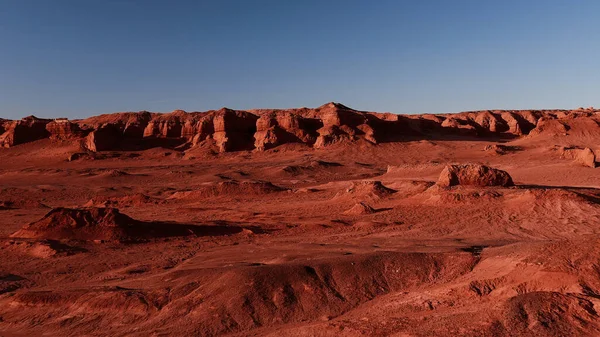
<box><xmin>1</xmin><ymin>103</ymin><xmax>599</xmax><ymax>157</ymax></box>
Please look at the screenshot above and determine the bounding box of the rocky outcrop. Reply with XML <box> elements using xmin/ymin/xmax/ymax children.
<box><xmin>168</xmin><ymin>181</ymin><xmax>288</xmax><ymax>199</ymax></box>
<box><xmin>1</xmin><ymin>104</ymin><xmax>599</xmax><ymax>152</ymax></box>
<box><xmin>499</xmin><ymin>111</ymin><xmax>537</xmax><ymax>135</ymax></box>
<box><xmin>439</xmin><ymin>110</ymin><xmax>544</xmax><ymax>137</ymax></box>
<box><xmin>440</xmin><ymin>116</ymin><xmax>477</xmax><ymax>134</ymax></box>
<box><xmin>483</xmin><ymin>144</ymin><xmax>520</xmax><ymax>155</ymax></box>
<box><xmin>212</xmin><ymin>108</ymin><xmax>258</xmax><ymax>152</ymax></box>
<box><xmin>558</xmin><ymin>146</ymin><xmax>596</xmax><ymax>168</ymax></box>
<box><xmin>190</xmin><ymin>118</ymin><xmax>215</xmax><ymax>146</ymax></box>
<box><xmin>254</xmin><ymin>114</ymin><xmax>286</xmax><ymax>151</ymax></box>
<box><xmin>79</xmin><ymin>111</ymin><xmax>152</xmax><ymax>137</ymax></box>
<box><xmin>121</xmin><ymin>112</ymin><xmax>153</xmax><ymax>138</ymax></box>
<box><xmin>143</xmin><ymin>110</ymin><xmax>187</xmax><ymax>138</ymax></box>
<box><xmin>314</xmin><ymin>103</ymin><xmax>369</xmax><ymax>148</ymax></box>
<box><xmin>471</xmin><ymin>111</ymin><xmax>509</xmax><ymax>133</ymax></box>
<box><xmin>576</xmin><ymin>148</ymin><xmax>596</xmax><ymax>168</ymax></box>
<box><xmin>335</xmin><ymin>180</ymin><xmax>396</xmax><ymax>201</ymax></box>
<box><xmin>11</xmin><ymin>207</ymin><xmax>199</xmax><ymax>241</ymax></box>
<box><xmin>529</xmin><ymin>118</ymin><xmax>569</xmax><ymax>137</ymax></box>
<box><xmin>0</xmin><ymin>119</ymin><xmax>9</xmax><ymax>141</ymax></box>
<box><xmin>45</xmin><ymin>119</ymin><xmax>84</xmax><ymax>139</ymax></box>
<box><xmin>84</xmin><ymin>125</ymin><xmax>122</xmax><ymax>152</ymax></box>
<box><xmin>11</xmin><ymin>207</ymin><xmax>139</xmax><ymax>241</ymax></box>
<box><xmin>437</xmin><ymin>164</ymin><xmax>514</xmax><ymax>188</ymax></box>
<box><xmin>254</xmin><ymin>112</ymin><xmax>320</xmax><ymax>150</ymax></box>
<box><xmin>343</xmin><ymin>202</ymin><xmax>376</xmax><ymax>215</ymax></box>
<box><xmin>0</xmin><ymin>116</ymin><xmax>51</xmax><ymax>148</ymax></box>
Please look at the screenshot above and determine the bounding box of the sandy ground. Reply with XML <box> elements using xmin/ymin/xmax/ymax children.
<box><xmin>0</xmin><ymin>135</ymin><xmax>599</xmax><ymax>336</ymax></box>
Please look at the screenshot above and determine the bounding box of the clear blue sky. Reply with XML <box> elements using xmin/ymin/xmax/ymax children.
<box><xmin>1</xmin><ymin>0</ymin><xmax>599</xmax><ymax>119</ymax></box>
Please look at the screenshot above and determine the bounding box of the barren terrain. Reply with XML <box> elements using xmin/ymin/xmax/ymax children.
<box><xmin>0</xmin><ymin>103</ymin><xmax>599</xmax><ymax>336</ymax></box>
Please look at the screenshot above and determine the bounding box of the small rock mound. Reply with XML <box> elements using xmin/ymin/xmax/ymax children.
<box><xmin>100</xmin><ymin>169</ymin><xmax>130</xmax><ymax>177</ymax></box>
<box><xmin>438</xmin><ymin>190</ymin><xmax>503</xmax><ymax>203</ymax></box>
<box><xmin>348</xmin><ymin>181</ymin><xmax>396</xmax><ymax>195</ymax></box>
<box><xmin>84</xmin><ymin>194</ymin><xmax>158</xmax><ymax>208</ymax></box>
<box><xmin>169</xmin><ymin>181</ymin><xmax>288</xmax><ymax>200</ymax></box>
<box><xmin>335</xmin><ymin>181</ymin><xmax>396</xmax><ymax>201</ymax></box>
<box><xmin>483</xmin><ymin>144</ymin><xmax>520</xmax><ymax>155</ymax></box>
<box><xmin>281</xmin><ymin>160</ymin><xmax>343</xmax><ymax>176</ymax></box>
<box><xmin>10</xmin><ymin>207</ymin><xmax>198</xmax><ymax>242</ymax></box>
<box><xmin>343</xmin><ymin>202</ymin><xmax>376</xmax><ymax>215</ymax></box>
<box><xmin>437</xmin><ymin>164</ymin><xmax>514</xmax><ymax>188</ymax></box>
<box><xmin>11</xmin><ymin>208</ymin><xmax>139</xmax><ymax>241</ymax></box>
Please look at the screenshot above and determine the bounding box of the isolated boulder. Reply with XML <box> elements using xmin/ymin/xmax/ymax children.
<box><xmin>437</xmin><ymin>164</ymin><xmax>514</xmax><ymax>188</ymax></box>
<box><xmin>575</xmin><ymin>148</ymin><xmax>596</xmax><ymax>168</ymax></box>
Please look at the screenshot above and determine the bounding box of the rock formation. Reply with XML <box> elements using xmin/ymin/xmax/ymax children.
<box><xmin>254</xmin><ymin>112</ymin><xmax>319</xmax><ymax>150</ymax></box>
<box><xmin>212</xmin><ymin>108</ymin><xmax>258</xmax><ymax>152</ymax></box>
<box><xmin>437</xmin><ymin>164</ymin><xmax>514</xmax><ymax>188</ymax></box>
<box><xmin>45</xmin><ymin>119</ymin><xmax>84</xmax><ymax>139</ymax></box>
<box><xmin>576</xmin><ymin>148</ymin><xmax>596</xmax><ymax>168</ymax></box>
<box><xmin>559</xmin><ymin>146</ymin><xmax>597</xmax><ymax>168</ymax></box>
<box><xmin>1</xmin><ymin>103</ymin><xmax>599</xmax><ymax>152</ymax></box>
<box><xmin>84</xmin><ymin>125</ymin><xmax>122</xmax><ymax>152</ymax></box>
<box><xmin>11</xmin><ymin>207</ymin><xmax>198</xmax><ymax>241</ymax></box>
<box><xmin>343</xmin><ymin>202</ymin><xmax>376</xmax><ymax>215</ymax></box>
<box><xmin>11</xmin><ymin>207</ymin><xmax>140</xmax><ymax>241</ymax></box>
<box><xmin>168</xmin><ymin>181</ymin><xmax>288</xmax><ymax>199</ymax></box>
<box><xmin>336</xmin><ymin>180</ymin><xmax>396</xmax><ymax>201</ymax></box>
<box><xmin>143</xmin><ymin>110</ymin><xmax>187</xmax><ymax>138</ymax></box>
<box><xmin>0</xmin><ymin>116</ymin><xmax>51</xmax><ymax>147</ymax></box>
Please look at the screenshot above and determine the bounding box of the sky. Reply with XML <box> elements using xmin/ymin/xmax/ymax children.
<box><xmin>1</xmin><ymin>0</ymin><xmax>599</xmax><ymax>119</ymax></box>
